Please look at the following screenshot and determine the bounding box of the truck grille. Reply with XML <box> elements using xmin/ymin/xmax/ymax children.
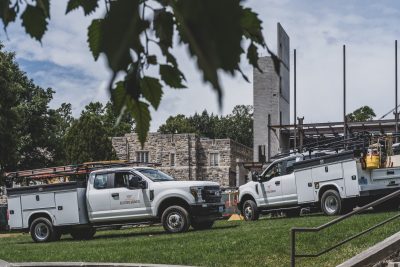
<box><xmin>202</xmin><ymin>186</ymin><xmax>222</xmax><ymax>203</ymax></box>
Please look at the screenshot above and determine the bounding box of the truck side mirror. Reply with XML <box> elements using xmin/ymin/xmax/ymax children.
<box><xmin>128</xmin><ymin>176</ymin><xmax>147</xmax><ymax>189</ymax></box>
<box><xmin>252</xmin><ymin>172</ymin><xmax>260</xmax><ymax>182</ymax></box>
<box><xmin>128</xmin><ymin>178</ymin><xmax>139</xmax><ymax>188</ymax></box>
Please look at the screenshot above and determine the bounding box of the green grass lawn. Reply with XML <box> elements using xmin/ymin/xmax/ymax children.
<box><xmin>1</xmin><ymin>211</ymin><xmax>400</xmax><ymax>267</ymax></box>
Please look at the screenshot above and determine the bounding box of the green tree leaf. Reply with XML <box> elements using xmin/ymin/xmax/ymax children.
<box><xmin>247</xmin><ymin>42</ymin><xmax>261</xmax><ymax>72</ymax></box>
<box><xmin>87</xmin><ymin>19</ymin><xmax>103</xmax><ymax>61</ymax></box>
<box><xmin>154</xmin><ymin>9</ymin><xmax>174</xmax><ymax>48</ymax></box>
<box><xmin>37</xmin><ymin>0</ymin><xmax>50</xmax><ymax>18</ymax></box>
<box><xmin>101</xmin><ymin>0</ymin><xmax>148</xmax><ymax>72</ymax></box>
<box><xmin>127</xmin><ymin>100</ymin><xmax>150</xmax><ymax>147</ymax></box>
<box><xmin>140</xmin><ymin>76</ymin><xmax>163</xmax><ymax>110</ymax></box>
<box><xmin>159</xmin><ymin>64</ymin><xmax>186</xmax><ymax>88</ymax></box>
<box><xmin>172</xmin><ymin>0</ymin><xmax>243</xmax><ymax>104</ymax></box>
<box><xmin>146</xmin><ymin>55</ymin><xmax>157</xmax><ymax>65</ymax></box>
<box><xmin>240</xmin><ymin>7</ymin><xmax>264</xmax><ymax>45</ymax></box>
<box><xmin>66</xmin><ymin>0</ymin><xmax>99</xmax><ymax>15</ymax></box>
<box><xmin>0</xmin><ymin>1</ymin><xmax>16</xmax><ymax>28</ymax></box>
<box><xmin>21</xmin><ymin>4</ymin><xmax>48</xmax><ymax>41</ymax></box>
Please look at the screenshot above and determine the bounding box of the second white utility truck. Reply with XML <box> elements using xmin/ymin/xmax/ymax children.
<box><xmin>7</xmin><ymin>167</ymin><xmax>224</xmax><ymax>242</ymax></box>
<box><xmin>238</xmin><ymin>151</ymin><xmax>400</xmax><ymax>220</ymax></box>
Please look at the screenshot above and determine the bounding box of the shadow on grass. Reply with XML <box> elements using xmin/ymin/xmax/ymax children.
<box><xmin>33</xmin><ymin>225</ymin><xmax>239</xmax><ymax>244</ymax></box>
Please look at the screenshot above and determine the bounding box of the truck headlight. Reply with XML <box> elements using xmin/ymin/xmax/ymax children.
<box><xmin>190</xmin><ymin>186</ymin><xmax>205</xmax><ymax>202</ymax></box>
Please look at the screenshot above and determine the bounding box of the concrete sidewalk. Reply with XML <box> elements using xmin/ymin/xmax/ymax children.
<box><xmin>0</xmin><ymin>261</ymin><xmax>196</xmax><ymax>267</ymax></box>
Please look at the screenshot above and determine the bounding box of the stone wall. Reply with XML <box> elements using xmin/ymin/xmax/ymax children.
<box><xmin>111</xmin><ymin>133</ymin><xmax>253</xmax><ymax>187</ymax></box>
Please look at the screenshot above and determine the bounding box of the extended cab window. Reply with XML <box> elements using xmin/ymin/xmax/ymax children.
<box><xmin>114</xmin><ymin>172</ymin><xmax>141</xmax><ymax>188</ymax></box>
<box><xmin>94</xmin><ymin>174</ymin><xmax>108</xmax><ymax>189</ymax></box>
<box><xmin>285</xmin><ymin>159</ymin><xmax>296</xmax><ymax>174</ymax></box>
<box><xmin>262</xmin><ymin>162</ymin><xmax>283</xmax><ymax>181</ymax></box>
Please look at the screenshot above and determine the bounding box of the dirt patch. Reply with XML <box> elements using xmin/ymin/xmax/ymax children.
<box><xmin>0</xmin><ymin>233</ymin><xmax>21</xmax><ymax>238</ymax></box>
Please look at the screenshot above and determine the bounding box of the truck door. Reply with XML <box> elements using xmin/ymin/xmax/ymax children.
<box><xmin>259</xmin><ymin>162</ymin><xmax>283</xmax><ymax>206</ymax></box>
<box><xmin>343</xmin><ymin>160</ymin><xmax>360</xmax><ymax>197</ymax></box>
<box><xmin>108</xmin><ymin>171</ymin><xmax>151</xmax><ymax>220</ymax></box>
<box><xmin>87</xmin><ymin>173</ymin><xmax>112</xmax><ymax>222</ymax></box>
<box><xmin>280</xmin><ymin>158</ymin><xmax>298</xmax><ymax>205</ymax></box>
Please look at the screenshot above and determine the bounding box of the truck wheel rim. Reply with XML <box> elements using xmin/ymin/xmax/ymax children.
<box><xmin>35</xmin><ymin>223</ymin><xmax>49</xmax><ymax>241</ymax></box>
<box><xmin>244</xmin><ymin>205</ymin><xmax>253</xmax><ymax>219</ymax></box>
<box><xmin>325</xmin><ymin>196</ymin><xmax>338</xmax><ymax>214</ymax></box>
<box><xmin>167</xmin><ymin>212</ymin><xmax>183</xmax><ymax>230</ymax></box>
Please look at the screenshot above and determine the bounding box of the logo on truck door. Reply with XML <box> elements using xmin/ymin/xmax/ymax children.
<box><xmin>266</xmin><ymin>185</ymin><xmax>276</xmax><ymax>194</ymax></box>
<box><xmin>120</xmin><ymin>194</ymin><xmax>140</xmax><ymax>205</ymax></box>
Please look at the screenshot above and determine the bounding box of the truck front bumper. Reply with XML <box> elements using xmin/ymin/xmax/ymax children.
<box><xmin>190</xmin><ymin>202</ymin><xmax>225</xmax><ymax>221</ymax></box>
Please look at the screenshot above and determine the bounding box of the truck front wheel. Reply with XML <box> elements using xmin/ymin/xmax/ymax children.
<box><xmin>30</xmin><ymin>217</ymin><xmax>59</xmax><ymax>243</ymax></box>
<box><xmin>242</xmin><ymin>200</ymin><xmax>259</xmax><ymax>221</ymax></box>
<box><xmin>162</xmin><ymin>205</ymin><xmax>191</xmax><ymax>233</ymax></box>
<box><xmin>321</xmin><ymin>190</ymin><xmax>343</xmax><ymax>216</ymax></box>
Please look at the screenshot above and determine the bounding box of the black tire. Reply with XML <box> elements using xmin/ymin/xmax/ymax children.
<box><xmin>161</xmin><ymin>205</ymin><xmax>191</xmax><ymax>233</ymax></box>
<box><xmin>30</xmin><ymin>217</ymin><xmax>58</xmax><ymax>243</ymax></box>
<box><xmin>191</xmin><ymin>220</ymin><xmax>214</xmax><ymax>230</ymax></box>
<box><xmin>70</xmin><ymin>227</ymin><xmax>96</xmax><ymax>240</ymax></box>
<box><xmin>242</xmin><ymin>199</ymin><xmax>259</xmax><ymax>221</ymax></box>
<box><xmin>321</xmin><ymin>190</ymin><xmax>343</xmax><ymax>216</ymax></box>
<box><xmin>285</xmin><ymin>208</ymin><xmax>301</xmax><ymax>218</ymax></box>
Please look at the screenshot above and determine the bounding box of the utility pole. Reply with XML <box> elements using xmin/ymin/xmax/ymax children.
<box><xmin>294</xmin><ymin>49</ymin><xmax>297</xmax><ymax>152</ymax></box>
<box><xmin>343</xmin><ymin>45</ymin><xmax>347</xmax><ymax>147</ymax></box>
<box><xmin>396</xmin><ymin>40</ymin><xmax>398</xmax><ymax>142</ymax></box>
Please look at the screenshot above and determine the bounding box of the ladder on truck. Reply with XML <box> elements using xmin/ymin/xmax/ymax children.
<box><xmin>4</xmin><ymin>160</ymin><xmax>161</xmax><ymax>184</ymax></box>
<box><xmin>274</xmin><ymin>132</ymin><xmax>400</xmax><ymax>160</ymax></box>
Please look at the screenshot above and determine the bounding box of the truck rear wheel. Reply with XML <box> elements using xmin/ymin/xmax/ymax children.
<box><xmin>162</xmin><ymin>205</ymin><xmax>191</xmax><ymax>233</ymax></box>
<box><xmin>30</xmin><ymin>217</ymin><xmax>59</xmax><ymax>243</ymax></box>
<box><xmin>70</xmin><ymin>227</ymin><xmax>96</xmax><ymax>240</ymax></box>
<box><xmin>321</xmin><ymin>190</ymin><xmax>343</xmax><ymax>216</ymax></box>
<box><xmin>242</xmin><ymin>199</ymin><xmax>259</xmax><ymax>221</ymax></box>
<box><xmin>191</xmin><ymin>220</ymin><xmax>214</xmax><ymax>230</ymax></box>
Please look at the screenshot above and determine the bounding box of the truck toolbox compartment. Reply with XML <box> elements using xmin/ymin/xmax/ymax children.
<box><xmin>371</xmin><ymin>168</ymin><xmax>400</xmax><ymax>180</ymax></box>
<box><xmin>21</xmin><ymin>193</ymin><xmax>55</xmax><ymax>210</ymax></box>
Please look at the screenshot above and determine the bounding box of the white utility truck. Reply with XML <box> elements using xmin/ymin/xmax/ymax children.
<box><xmin>7</xmin><ymin>167</ymin><xmax>224</xmax><ymax>242</ymax></box>
<box><xmin>238</xmin><ymin>151</ymin><xmax>400</xmax><ymax>220</ymax></box>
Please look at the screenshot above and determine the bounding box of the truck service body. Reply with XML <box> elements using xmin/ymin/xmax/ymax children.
<box><xmin>238</xmin><ymin>151</ymin><xmax>400</xmax><ymax>220</ymax></box>
<box><xmin>7</xmin><ymin>167</ymin><xmax>224</xmax><ymax>242</ymax></box>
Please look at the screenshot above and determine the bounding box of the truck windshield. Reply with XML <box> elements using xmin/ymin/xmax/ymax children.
<box><xmin>138</xmin><ymin>169</ymin><xmax>175</xmax><ymax>182</ymax></box>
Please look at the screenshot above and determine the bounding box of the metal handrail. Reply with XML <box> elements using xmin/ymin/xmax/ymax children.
<box><xmin>290</xmin><ymin>189</ymin><xmax>400</xmax><ymax>267</ymax></box>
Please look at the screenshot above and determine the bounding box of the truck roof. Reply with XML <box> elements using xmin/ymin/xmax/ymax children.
<box><xmin>90</xmin><ymin>166</ymin><xmax>155</xmax><ymax>174</ymax></box>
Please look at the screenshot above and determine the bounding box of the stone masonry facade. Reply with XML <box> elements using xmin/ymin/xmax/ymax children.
<box><xmin>112</xmin><ymin>133</ymin><xmax>253</xmax><ymax>187</ymax></box>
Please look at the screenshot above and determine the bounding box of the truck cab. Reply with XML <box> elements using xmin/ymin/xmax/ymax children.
<box><xmin>239</xmin><ymin>155</ymin><xmax>302</xmax><ymax>220</ymax></box>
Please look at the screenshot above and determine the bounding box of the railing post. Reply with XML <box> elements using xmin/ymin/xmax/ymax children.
<box><xmin>291</xmin><ymin>228</ymin><xmax>296</xmax><ymax>267</ymax></box>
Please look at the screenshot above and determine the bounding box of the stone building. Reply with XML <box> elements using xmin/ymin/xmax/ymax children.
<box><xmin>253</xmin><ymin>23</ymin><xmax>290</xmax><ymax>162</ymax></box>
<box><xmin>112</xmin><ymin>133</ymin><xmax>253</xmax><ymax>187</ymax></box>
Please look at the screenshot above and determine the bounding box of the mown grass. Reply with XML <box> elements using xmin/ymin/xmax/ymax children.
<box><xmin>0</xmin><ymin>211</ymin><xmax>400</xmax><ymax>267</ymax></box>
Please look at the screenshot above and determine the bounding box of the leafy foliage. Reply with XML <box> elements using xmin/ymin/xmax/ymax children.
<box><xmin>347</xmin><ymin>106</ymin><xmax>376</xmax><ymax>122</ymax></box>
<box><xmin>0</xmin><ymin>44</ymin><xmax>135</xmax><ymax>178</ymax></box>
<box><xmin>0</xmin><ymin>44</ymin><xmax>66</xmax><ymax>174</ymax></box>
<box><xmin>158</xmin><ymin>105</ymin><xmax>253</xmax><ymax>147</ymax></box>
<box><xmin>64</xmin><ymin>112</ymin><xmax>116</xmax><ymax>164</ymax></box>
<box><xmin>0</xmin><ymin>0</ymin><xmax>269</xmax><ymax>146</ymax></box>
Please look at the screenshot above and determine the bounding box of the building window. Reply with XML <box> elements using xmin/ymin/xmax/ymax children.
<box><xmin>170</xmin><ymin>153</ymin><xmax>175</xmax><ymax>166</ymax></box>
<box><xmin>258</xmin><ymin>145</ymin><xmax>266</xmax><ymax>163</ymax></box>
<box><xmin>136</xmin><ymin>151</ymin><xmax>149</xmax><ymax>163</ymax></box>
<box><xmin>210</xmin><ymin>153</ymin><xmax>219</xmax><ymax>166</ymax></box>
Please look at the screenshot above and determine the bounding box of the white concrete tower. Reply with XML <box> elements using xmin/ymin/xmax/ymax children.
<box><xmin>253</xmin><ymin>23</ymin><xmax>290</xmax><ymax>162</ymax></box>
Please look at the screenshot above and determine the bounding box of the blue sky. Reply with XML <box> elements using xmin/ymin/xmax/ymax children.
<box><xmin>1</xmin><ymin>1</ymin><xmax>400</xmax><ymax>130</ymax></box>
